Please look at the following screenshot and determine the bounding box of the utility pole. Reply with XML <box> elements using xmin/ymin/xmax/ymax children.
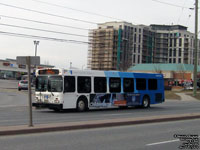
<box><xmin>193</xmin><ymin>0</ymin><xmax>198</xmax><ymax>96</ymax></box>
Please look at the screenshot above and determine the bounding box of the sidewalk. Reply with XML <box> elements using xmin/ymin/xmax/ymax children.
<box><xmin>175</xmin><ymin>93</ymin><xmax>199</xmax><ymax>101</ymax></box>
<box><xmin>0</xmin><ymin>113</ymin><xmax>200</xmax><ymax>136</ymax></box>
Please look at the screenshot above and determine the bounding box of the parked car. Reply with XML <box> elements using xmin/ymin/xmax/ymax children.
<box><xmin>18</xmin><ymin>80</ymin><xmax>28</xmax><ymax>91</ymax></box>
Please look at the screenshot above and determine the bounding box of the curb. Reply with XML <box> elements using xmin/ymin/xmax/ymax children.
<box><xmin>0</xmin><ymin>113</ymin><xmax>200</xmax><ymax>136</ymax></box>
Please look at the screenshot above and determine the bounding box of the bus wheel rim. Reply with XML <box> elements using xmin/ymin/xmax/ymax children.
<box><xmin>143</xmin><ymin>98</ymin><xmax>149</xmax><ymax>107</ymax></box>
<box><xmin>78</xmin><ymin>100</ymin><xmax>85</xmax><ymax>110</ymax></box>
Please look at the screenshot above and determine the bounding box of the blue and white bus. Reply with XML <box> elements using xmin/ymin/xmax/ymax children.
<box><xmin>33</xmin><ymin>68</ymin><xmax>165</xmax><ymax>112</ymax></box>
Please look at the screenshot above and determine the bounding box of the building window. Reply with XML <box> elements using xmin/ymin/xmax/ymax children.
<box><xmin>174</xmin><ymin>39</ymin><xmax>176</xmax><ymax>47</ymax></box>
<box><xmin>134</xmin><ymin>35</ymin><xmax>137</xmax><ymax>42</ymax></box>
<box><xmin>179</xmin><ymin>48</ymin><xmax>182</xmax><ymax>57</ymax></box>
<box><xmin>138</xmin><ymin>55</ymin><xmax>140</xmax><ymax>63</ymax></box>
<box><xmin>133</xmin><ymin>55</ymin><xmax>135</xmax><ymax>63</ymax></box>
<box><xmin>134</xmin><ymin>44</ymin><xmax>136</xmax><ymax>53</ymax></box>
<box><xmin>138</xmin><ymin>45</ymin><xmax>140</xmax><ymax>53</ymax></box>
<box><xmin>178</xmin><ymin>58</ymin><xmax>181</xmax><ymax>63</ymax></box>
<box><xmin>139</xmin><ymin>35</ymin><xmax>141</xmax><ymax>43</ymax></box>
<box><xmin>173</xmin><ymin>58</ymin><xmax>176</xmax><ymax>63</ymax></box>
<box><xmin>169</xmin><ymin>58</ymin><xmax>172</xmax><ymax>63</ymax></box>
<box><xmin>169</xmin><ymin>49</ymin><xmax>172</xmax><ymax>57</ymax></box>
<box><xmin>179</xmin><ymin>38</ymin><xmax>182</xmax><ymax>47</ymax></box>
<box><xmin>173</xmin><ymin>49</ymin><xmax>176</xmax><ymax>57</ymax></box>
<box><xmin>170</xmin><ymin>39</ymin><xmax>173</xmax><ymax>47</ymax></box>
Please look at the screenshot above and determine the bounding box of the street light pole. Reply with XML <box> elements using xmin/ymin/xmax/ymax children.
<box><xmin>193</xmin><ymin>0</ymin><xmax>198</xmax><ymax>96</ymax></box>
<box><xmin>34</xmin><ymin>41</ymin><xmax>40</xmax><ymax>57</ymax></box>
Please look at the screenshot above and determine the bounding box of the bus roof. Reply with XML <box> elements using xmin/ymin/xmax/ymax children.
<box><xmin>36</xmin><ymin>68</ymin><xmax>163</xmax><ymax>79</ymax></box>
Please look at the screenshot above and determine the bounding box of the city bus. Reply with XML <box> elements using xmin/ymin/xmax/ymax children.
<box><xmin>33</xmin><ymin>68</ymin><xmax>165</xmax><ymax>112</ymax></box>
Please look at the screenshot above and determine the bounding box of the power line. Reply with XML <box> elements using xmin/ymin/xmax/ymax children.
<box><xmin>0</xmin><ymin>23</ymin><xmax>88</xmax><ymax>38</ymax></box>
<box><xmin>0</xmin><ymin>2</ymin><xmax>97</xmax><ymax>24</ymax></box>
<box><xmin>0</xmin><ymin>15</ymin><xmax>89</xmax><ymax>31</ymax></box>
<box><xmin>31</xmin><ymin>0</ymin><xmax>124</xmax><ymax>21</ymax></box>
<box><xmin>152</xmin><ymin>0</ymin><xmax>192</xmax><ymax>9</ymax></box>
<box><xmin>0</xmin><ymin>31</ymin><xmax>89</xmax><ymax>44</ymax></box>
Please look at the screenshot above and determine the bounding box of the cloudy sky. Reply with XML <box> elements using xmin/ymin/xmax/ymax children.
<box><xmin>0</xmin><ymin>0</ymin><xmax>196</xmax><ymax>69</ymax></box>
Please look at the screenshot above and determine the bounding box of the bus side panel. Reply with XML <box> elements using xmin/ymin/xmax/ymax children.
<box><xmin>153</xmin><ymin>79</ymin><xmax>165</xmax><ymax>104</ymax></box>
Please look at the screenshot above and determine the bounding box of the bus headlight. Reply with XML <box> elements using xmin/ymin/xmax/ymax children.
<box><xmin>35</xmin><ymin>97</ymin><xmax>41</xmax><ymax>103</ymax></box>
<box><xmin>54</xmin><ymin>98</ymin><xmax>60</xmax><ymax>104</ymax></box>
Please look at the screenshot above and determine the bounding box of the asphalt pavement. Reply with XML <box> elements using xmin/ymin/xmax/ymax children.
<box><xmin>0</xmin><ymin>79</ymin><xmax>200</xmax><ymax>136</ymax></box>
<box><xmin>0</xmin><ymin>119</ymin><xmax>199</xmax><ymax>150</ymax></box>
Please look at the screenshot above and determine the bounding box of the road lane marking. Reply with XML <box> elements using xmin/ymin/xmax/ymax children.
<box><xmin>147</xmin><ymin>136</ymin><xmax>200</xmax><ymax>146</ymax></box>
<box><xmin>146</xmin><ymin>139</ymin><xmax>179</xmax><ymax>146</ymax></box>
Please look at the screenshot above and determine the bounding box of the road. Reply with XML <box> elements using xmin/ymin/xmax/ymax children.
<box><xmin>0</xmin><ymin>79</ymin><xmax>200</xmax><ymax>126</ymax></box>
<box><xmin>0</xmin><ymin>119</ymin><xmax>199</xmax><ymax>150</ymax></box>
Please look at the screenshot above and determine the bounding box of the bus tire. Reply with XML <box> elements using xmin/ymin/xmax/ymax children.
<box><xmin>142</xmin><ymin>96</ymin><xmax>150</xmax><ymax>108</ymax></box>
<box><xmin>76</xmin><ymin>97</ymin><xmax>88</xmax><ymax>112</ymax></box>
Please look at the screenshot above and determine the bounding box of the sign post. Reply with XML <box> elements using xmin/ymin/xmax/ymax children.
<box><xmin>17</xmin><ymin>56</ymin><xmax>40</xmax><ymax>127</ymax></box>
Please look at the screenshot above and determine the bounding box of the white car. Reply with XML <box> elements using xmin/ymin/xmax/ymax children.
<box><xmin>18</xmin><ymin>80</ymin><xmax>28</xmax><ymax>91</ymax></box>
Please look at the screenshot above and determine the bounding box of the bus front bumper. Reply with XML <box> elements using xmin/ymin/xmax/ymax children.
<box><xmin>32</xmin><ymin>103</ymin><xmax>63</xmax><ymax>110</ymax></box>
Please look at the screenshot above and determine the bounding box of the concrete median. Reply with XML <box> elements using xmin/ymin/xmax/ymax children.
<box><xmin>0</xmin><ymin>113</ymin><xmax>200</xmax><ymax>136</ymax></box>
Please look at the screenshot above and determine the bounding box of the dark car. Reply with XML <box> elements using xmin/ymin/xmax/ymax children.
<box><xmin>18</xmin><ymin>80</ymin><xmax>28</xmax><ymax>91</ymax></box>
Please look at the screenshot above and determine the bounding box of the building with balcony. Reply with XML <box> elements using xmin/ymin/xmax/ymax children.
<box><xmin>88</xmin><ymin>22</ymin><xmax>200</xmax><ymax>71</ymax></box>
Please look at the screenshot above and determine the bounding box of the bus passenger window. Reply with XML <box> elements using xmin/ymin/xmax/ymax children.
<box><xmin>123</xmin><ymin>78</ymin><xmax>134</xmax><ymax>92</ymax></box>
<box><xmin>136</xmin><ymin>78</ymin><xmax>146</xmax><ymax>90</ymax></box>
<box><xmin>78</xmin><ymin>77</ymin><xmax>91</xmax><ymax>93</ymax></box>
<box><xmin>148</xmin><ymin>79</ymin><xmax>157</xmax><ymax>90</ymax></box>
<box><xmin>94</xmin><ymin>77</ymin><xmax>107</xmax><ymax>93</ymax></box>
<box><xmin>64</xmin><ymin>76</ymin><xmax>75</xmax><ymax>92</ymax></box>
<box><xmin>109</xmin><ymin>78</ymin><xmax>121</xmax><ymax>93</ymax></box>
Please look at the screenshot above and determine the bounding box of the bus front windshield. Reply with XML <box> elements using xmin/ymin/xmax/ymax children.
<box><xmin>48</xmin><ymin>76</ymin><xmax>63</xmax><ymax>92</ymax></box>
<box><xmin>36</xmin><ymin>76</ymin><xmax>48</xmax><ymax>92</ymax></box>
<box><xmin>36</xmin><ymin>76</ymin><xmax>63</xmax><ymax>92</ymax></box>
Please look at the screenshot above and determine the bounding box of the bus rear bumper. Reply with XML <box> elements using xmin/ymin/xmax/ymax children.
<box><xmin>32</xmin><ymin>103</ymin><xmax>63</xmax><ymax>110</ymax></box>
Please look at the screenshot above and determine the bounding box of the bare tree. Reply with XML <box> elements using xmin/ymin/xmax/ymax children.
<box><xmin>154</xmin><ymin>65</ymin><xmax>163</xmax><ymax>74</ymax></box>
<box><xmin>177</xmin><ymin>64</ymin><xmax>186</xmax><ymax>80</ymax></box>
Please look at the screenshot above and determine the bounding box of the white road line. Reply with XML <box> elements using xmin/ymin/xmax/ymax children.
<box><xmin>146</xmin><ymin>139</ymin><xmax>179</xmax><ymax>146</ymax></box>
<box><xmin>147</xmin><ymin>136</ymin><xmax>200</xmax><ymax>146</ymax></box>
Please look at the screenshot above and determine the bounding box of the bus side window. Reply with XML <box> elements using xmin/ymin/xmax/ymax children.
<box><xmin>136</xmin><ymin>78</ymin><xmax>146</xmax><ymax>90</ymax></box>
<box><xmin>148</xmin><ymin>79</ymin><xmax>157</xmax><ymax>90</ymax></box>
<box><xmin>94</xmin><ymin>77</ymin><xmax>107</xmax><ymax>93</ymax></box>
<box><xmin>78</xmin><ymin>76</ymin><xmax>91</xmax><ymax>93</ymax></box>
<box><xmin>109</xmin><ymin>78</ymin><xmax>121</xmax><ymax>93</ymax></box>
<box><xmin>123</xmin><ymin>78</ymin><xmax>134</xmax><ymax>92</ymax></box>
<box><xmin>64</xmin><ymin>76</ymin><xmax>75</xmax><ymax>92</ymax></box>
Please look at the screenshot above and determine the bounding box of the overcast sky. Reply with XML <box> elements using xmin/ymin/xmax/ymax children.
<box><xmin>0</xmin><ymin>0</ymin><xmax>197</xmax><ymax>69</ymax></box>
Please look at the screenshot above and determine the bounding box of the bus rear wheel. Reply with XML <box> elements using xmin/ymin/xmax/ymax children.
<box><xmin>77</xmin><ymin>98</ymin><xmax>88</xmax><ymax>112</ymax></box>
<box><xmin>142</xmin><ymin>96</ymin><xmax>150</xmax><ymax>108</ymax></box>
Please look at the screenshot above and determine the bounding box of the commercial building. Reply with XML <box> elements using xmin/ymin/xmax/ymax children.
<box><xmin>128</xmin><ymin>63</ymin><xmax>200</xmax><ymax>87</ymax></box>
<box><xmin>88</xmin><ymin>22</ymin><xmax>200</xmax><ymax>71</ymax></box>
<box><xmin>0</xmin><ymin>58</ymin><xmax>54</xmax><ymax>80</ymax></box>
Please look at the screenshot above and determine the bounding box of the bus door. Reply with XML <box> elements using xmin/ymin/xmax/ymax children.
<box><xmin>63</xmin><ymin>76</ymin><xmax>77</xmax><ymax>109</ymax></box>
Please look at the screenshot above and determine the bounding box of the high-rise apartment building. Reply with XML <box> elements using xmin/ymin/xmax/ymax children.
<box><xmin>88</xmin><ymin>22</ymin><xmax>134</xmax><ymax>71</ymax></box>
<box><xmin>88</xmin><ymin>22</ymin><xmax>200</xmax><ymax>70</ymax></box>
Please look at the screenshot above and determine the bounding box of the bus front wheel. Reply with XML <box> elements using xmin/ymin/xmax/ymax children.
<box><xmin>142</xmin><ymin>96</ymin><xmax>150</xmax><ymax>108</ymax></box>
<box><xmin>77</xmin><ymin>98</ymin><xmax>88</xmax><ymax>112</ymax></box>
